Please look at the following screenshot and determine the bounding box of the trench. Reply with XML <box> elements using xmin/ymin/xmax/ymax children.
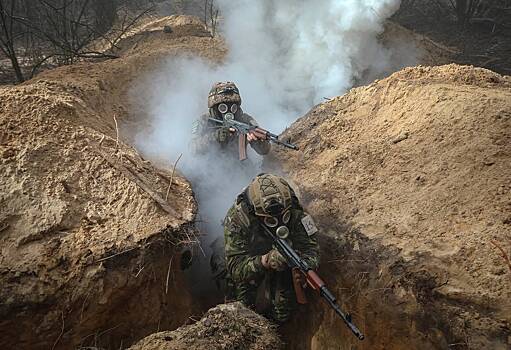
<box><xmin>1</xmin><ymin>117</ymin><xmax>462</xmax><ymax>350</ymax></box>
<box><xmin>126</xmin><ymin>137</ymin><xmax>466</xmax><ymax>350</ymax></box>
<box><xmin>0</xmin><ymin>95</ymin><xmax>479</xmax><ymax>350</ymax></box>
<box><xmin>3</xmin><ymin>20</ymin><xmax>506</xmax><ymax>350</ymax></box>
<box><xmin>176</xmin><ymin>191</ymin><xmax>464</xmax><ymax>350</ymax></box>
<box><xmin>0</xmin><ymin>75</ymin><xmax>483</xmax><ymax>350</ymax></box>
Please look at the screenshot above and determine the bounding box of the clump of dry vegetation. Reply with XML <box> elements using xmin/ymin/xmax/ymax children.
<box><xmin>128</xmin><ymin>303</ymin><xmax>283</xmax><ymax>350</ymax></box>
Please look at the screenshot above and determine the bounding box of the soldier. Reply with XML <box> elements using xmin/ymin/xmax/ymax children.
<box><xmin>223</xmin><ymin>173</ymin><xmax>320</xmax><ymax>323</ymax></box>
<box><xmin>192</xmin><ymin>82</ymin><xmax>271</xmax><ymax>159</ymax></box>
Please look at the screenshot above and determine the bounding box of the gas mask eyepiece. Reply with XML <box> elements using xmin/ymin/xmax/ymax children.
<box><xmin>282</xmin><ymin>210</ymin><xmax>291</xmax><ymax>224</ymax></box>
<box><xmin>264</xmin><ymin>216</ymin><xmax>278</xmax><ymax>228</ymax></box>
<box><xmin>218</xmin><ymin>103</ymin><xmax>238</xmax><ymax>115</ymax></box>
<box><xmin>218</xmin><ymin>103</ymin><xmax>229</xmax><ymax>114</ymax></box>
<box><xmin>263</xmin><ymin>208</ymin><xmax>291</xmax><ymax>229</ymax></box>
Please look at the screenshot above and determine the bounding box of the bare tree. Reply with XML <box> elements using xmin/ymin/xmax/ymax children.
<box><xmin>0</xmin><ymin>0</ymin><xmax>155</xmax><ymax>83</ymax></box>
<box><xmin>449</xmin><ymin>0</ymin><xmax>482</xmax><ymax>26</ymax></box>
<box><xmin>447</xmin><ymin>0</ymin><xmax>511</xmax><ymax>29</ymax></box>
<box><xmin>203</xmin><ymin>0</ymin><xmax>219</xmax><ymax>37</ymax></box>
<box><xmin>0</xmin><ymin>0</ymin><xmax>25</xmax><ymax>82</ymax></box>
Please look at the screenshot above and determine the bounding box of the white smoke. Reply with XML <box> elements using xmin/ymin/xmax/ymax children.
<box><xmin>216</xmin><ymin>0</ymin><xmax>403</xmax><ymax>129</ymax></box>
<box><xmin>131</xmin><ymin>0</ymin><xmax>408</xmax><ymax>295</ymax></box>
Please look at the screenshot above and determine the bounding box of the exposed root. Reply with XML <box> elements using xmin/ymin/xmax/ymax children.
<box><xmin>165</xmin><ymin>153</ymin><xmax>183</xmax><ymax>201</ymax></box>
<box><xmin>490</xmin><ymin>239</ymin><xmax>511</xmax><ymax>275</ymax></box>
<box><xmin>165</xmin><ymin>255</ymin><xmax>174</xmax><ymax>295</ymax></box>
<box><xmin>97</xmin><ymin>247</ymin><xmax>137</xmax><ymax>262</ymax></box>
<box><xmin>51</xmin><ymin>311</ymin><xmax>65</xmax><ymax>350</ymax></box>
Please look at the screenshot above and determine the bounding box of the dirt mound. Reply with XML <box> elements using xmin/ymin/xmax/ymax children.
<box><xmin>381</xmin><ymin>22</ymin><xmax>456</xmax><ymax>68</ymax></box>
<box><xmin>108</xmin><ymin>15</ymin><xmax>218</xmax><ymax>58</ymax></box>
<box><xmin>0</xmin><ymin>15</ymin><xmax>226</xmax><ymax>350</ymax></box>
<box><xmin>136</xmin><ymin>15</ymin><xmax>208</xmax><ymax>35</ymax></box>
<box><xmin>0</xmin><ymin>73</ymin><xmax>196</xmax><ymax>350</ymax></box>
<box><xmin>272</xmin><ymin>64</ymin><xmax>511</xmax><ymax>349</ymax></box>
<box><xmin>129</xmin><ymin>302</ymin><xmax>282</xmax><ymax>350</ymax></box>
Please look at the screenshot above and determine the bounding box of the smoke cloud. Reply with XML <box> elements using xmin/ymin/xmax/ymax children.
<box><xmin>131</xmin><ymin>0</ymin><xmax>410</xmax><ymax>295</ymax></box>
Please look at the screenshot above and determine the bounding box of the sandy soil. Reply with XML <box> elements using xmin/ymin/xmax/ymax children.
<box><xmin>2</xmin><ymin>12</ymin><xmax>508</xmax><ymax>350</ymax></box>
<box><xmin>380</xmin><ymin>22</ymin><xmax>455</xmax><ymax>68</ymax></box>
<box><xmin>0</xmin><ymin>15</ymin><xmax>224</xmax><ymax>350</ymax></box>
<box><xmin>128</xmin><ymin>302</ymin><xmax>283</xmax><ymax>350</ymax></box>
<box><xmin>271</xmin><ymin>64</ymin><xmax>511</xmax><ymax>349</ymax></box>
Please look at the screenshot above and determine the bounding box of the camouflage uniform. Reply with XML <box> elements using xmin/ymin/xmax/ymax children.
<box><xmin>223</xmin><ymin>174</ymin><xmax>320</xmax><ymax>322</ymax></box>
<box><xmin>191</xmin><ymin>81</ymin><xmax>270</xmax><ymax>159</ymax></box>
<box><xmin>192</xmin><ymin>112</ymin><xmax>271</xmax><ymax>157</ymax></box>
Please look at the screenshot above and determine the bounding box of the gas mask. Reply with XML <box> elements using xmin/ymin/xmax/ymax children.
<box><xmin>261</xmin><ymin>199</ymin><xmax>291</xmax><ymax>239</ymax></box>
<box><xmin>217</xmin><ymin>102</ymin><xmax>238</xmax><ymax>121</ymax></box>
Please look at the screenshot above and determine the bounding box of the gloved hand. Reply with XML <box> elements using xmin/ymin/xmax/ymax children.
<box><xmin>261</xmin><ymin>249</ymin><xmax>287</xmax><ymax>271</ymax></box>
<box><xmin>247</xmin><ymin>130</ymin><xmax>265</xmax><ymax>143</ymax></box>
<box><xmin>292</xmin><ymin>268</ymin><xmax>307</xmax><ymax>288</ymax></box>
<box><xmin>215</xmin><ymin>127</ymin><xmax>233</xmax><ymax>143</ymax></box>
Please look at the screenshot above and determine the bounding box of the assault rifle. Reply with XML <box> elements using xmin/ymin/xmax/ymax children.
<box><xmin>262</xmin><ymin>225</ymin><xmax>365</xmax><ymax>340</ymax></box>
<box><xmin>208</xmin><ymin>117</ymin><xmax>298</xmax><ymax>161</ymax></box>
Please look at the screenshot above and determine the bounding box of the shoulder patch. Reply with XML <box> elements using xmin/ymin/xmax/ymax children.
<box><xmin>301</xmin><ymin>214</ymin><xmax>318</xmax><ymax>236</ymax></box>
<box><xmin>235</xmin><ymin>202</ymin><xmax>251</xmax><ymax>228</ymax></box>
<box><xmin>224</xmin><ymin>215</ymin><xmax>241</xmax><ymax>233</ymax></box>
<box><xmin>191</xmin><ymin>120</ymin><xmax>201</xmax><ymax>134</ymax></box>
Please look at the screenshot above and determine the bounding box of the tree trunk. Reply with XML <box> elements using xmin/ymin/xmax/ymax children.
<box><xmin>455</xmin><ymin>0</ymin><xmax>482</xmax><ymax>26</ymax></box>
<box><xmin>9</xmin><ymin>53</ymin><xmax>24</xmax><ymax>83</ymax></box>
<box><xmin>93</xmin><ymin>0</ymin><xmax>117</xmax><ymax>35</ymax></box>
<box><xmin>456</xmin><ymin>0</ymin><xmax>469</xmax><ymax>25</ymax></box>
<box><xmin>0</xmin><ymin>0</ymin><xmax>24</xmax><ymax>82</ymax></box>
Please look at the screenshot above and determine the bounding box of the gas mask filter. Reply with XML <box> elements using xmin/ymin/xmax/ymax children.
<box><xmin>276</xmin><ymin>226</ymin><xmax>290</xmax><ymax>239</ymax></box>
<box><xmin>263</xmin><ymin>208</ymin><xmax>291</xmax><ymax>240</ymax></box>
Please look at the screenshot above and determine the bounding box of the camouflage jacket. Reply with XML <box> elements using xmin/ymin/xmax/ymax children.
<box><xmin>191</xmin><ymin>112</ymin><xmax>271</xmax><ymax>157</ymax></box>
<box><xmin>223</xmin><ymin>192</ymin><xmax>320</xmax><ymax>284</ymax></box>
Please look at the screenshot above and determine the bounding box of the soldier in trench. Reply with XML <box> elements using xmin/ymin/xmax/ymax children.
<box><xmin>191</xmin><ymin>81</ymin><xmax>271</xmax><ymax>160</ymax></box>
<box><xmin>191</xmin><ymin>82</ymin><xmax>273</xmax><ymax>292</ymax></box>
<box><xmin>221</xmin><ymin>173</ymin><xmax>320</xmax><ymax>323</ymax></box>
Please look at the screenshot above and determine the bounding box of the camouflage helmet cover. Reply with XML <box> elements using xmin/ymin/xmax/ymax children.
<box><xmin>247</xmin><ymin>174</ymin><xmax>293</xmax><ymax>217</ymax></box>
<box><xmin>208</xmin><ymin>81</ymin><xmax>242</xmax><ymax>108</ymax></box>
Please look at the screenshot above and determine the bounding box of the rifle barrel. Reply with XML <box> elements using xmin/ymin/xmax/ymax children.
<box><xmin>262</xmin><ymin>225</ymin><xmax>364</xmax><ymax>340</ymax></box>
<box><xmin>273</xmin><ymin>138</ymin><xmax>299</xmax><ymax>150</ymax></box>
<box><xmin>320</xmin><ymin>286</ymin><xmax>365</xmax><ymax>340</ymax></box>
